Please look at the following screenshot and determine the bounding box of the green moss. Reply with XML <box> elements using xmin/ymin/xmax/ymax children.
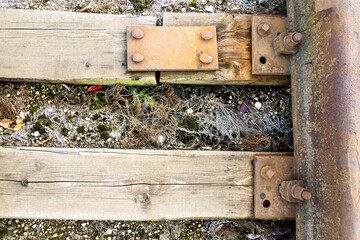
<box><xmin>101</xmin><ymin>132</ymin><xmax>110</xmax><ymax>140</ymax></box>
<box><xmin>60</xmin><ymin>127</ymin><xmax>69</xmax><ymax>136</ymax></box>
<box><xmin>33</xmin><ymin>122</ymin><xmax>46</xmax><ymax>134</ymax></box>
<box><xmin>65</xmin><ymin>114</ymin><xmax>74</xmax><ymax>120</ymax></box>
<box><xmin>205</xmin><ymin>86</ymin><xmax>212</xmax><ymax>93</ymax></box>
<box><xmin>97</xmin><ymin>124</ymin><xmax>110</xmax><ymax>132</ymax></box>
<box><xmin>28</xmin><ymin>77</ymin><xmax>157</xmax><ymax>86</ymax></box>
<box><xmin>90</xmin><ymin>93</ymin><xmax>107</xmax><ymax>110</ymax></box>
<box><xmin>189</xmin><ymin>1</ymin><xmax>196</xmax><ymax>7</ymax></box>
<box><xmin>54</xmin><ymin>117</ymin><xmax>60</xmax><ymax>122</ymax></box>
<box><xmin>71</xmin><ymin>135</ymin><xmax>77</xmax><ymax>142</ymax></box>
<box><xmin>29</xmin><ymin>105</ymin><xmax>39</xmax><ymax>113</ymax></box>
<box><xmin>47</xmin><ymin>92</ymin><xmax>55</xmax><ymax>100</ymax></box>
<box><xmin>76</xmin><ymin>126</ymin><xmax>85</xmax><ymax>133</ymax></box>
<box><xmin>178</xmin><ymin>118</ymin><xmax>199</xmax><ymax>131</ymax></box>
<box><xmin>38</xmin><ymin>114</ymin><xmax>52</xmax><ymax>127</ymax></box>
<box><xmin>91</xmin><ymin>114</ymin><xmax>101</xmax><ymax>120</ymax></box>
<box><xmin>24</xmin><ymin>115</ymin><xmax>31</xmax><ymax>123</ymax></box>
<box><xmin>129</xmin><ymin>0</ymin><xmax>153</xmax><ymax>11</ymax></box>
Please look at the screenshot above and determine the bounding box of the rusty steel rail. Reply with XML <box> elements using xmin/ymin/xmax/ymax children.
<box><xmin>287</xmin><ymin>0</ymin><xmax>360</xmax><ymax>239</ymax></box>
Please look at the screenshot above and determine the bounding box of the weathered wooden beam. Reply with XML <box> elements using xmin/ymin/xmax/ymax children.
<box><xmin>0</xmin><ymin>147</ymin><xmax>290</xmax><ymax>220</ymax></box>
<box><xmin>161</xmin><ymin>13</ymin><xmax>290</xmax><ymax>86</ymax></box>
<box><xmin>0</xmin><ymin>10</ymin><xmax>289</xmax><ymax>86</ymax></box>
<box><xmin>0</xmin><ymin>9</ymin><xmax>157</xmax><ymax>86</ymax></box>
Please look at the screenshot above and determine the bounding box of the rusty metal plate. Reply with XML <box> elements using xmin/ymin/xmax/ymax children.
<box><xmin>254</xmin><ymin>156</ymin><xmax>296</xmax><ymax>219</ymax></box>
<box><xmin>252</xmin><ymin>16</ymin><xmax>289</xmax><ymax>75</ymax></box>
<box><xmin>127</xmin><ymin>26</ymin><xmax>218</xmax><ymax>71</ymax></box>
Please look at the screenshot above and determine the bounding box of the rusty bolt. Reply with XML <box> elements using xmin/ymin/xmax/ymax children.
<box><xmin>257</xmin><ymin>23</ymin><xmax>271</xmax><ymax>36</ymax></box>
<box><xmin>132</xmin><ymin>53</ymin><xmax>144</xmax><ymax>63</ymax></box>
<box><xmin>201</xmin><ymin>30</ymin><xmax>213</xmax><ymax>40</ymax></box>
<box><xmin>292</xmin><ymin>32</ymin><xmax>303</xmax><ymax>43</ymax></box>
<box><xmin>285</xmin><ymin>32</ymin><xmax>303</xmax><ymax>48</ymax></box>
<box><xmin>292</xmin><ymin>185</ymin><xmax>311</xmax><ymax>201</ymax></box>
<box><xmin>199</xmin><ymin>54</ymin><xmax>212</xmax><ymax>64</ymax></box>
<box><xmin>21</xmin><ymin>178</ymin><xmax>29</xmax><ymax>187</ymax></box>
<box><xmin>131</xmin><ymin>29</ymin><xmax>144</xmax><ymax>39</ymax></box>
<box><xmin>260</xmin><ymin>165</ymin><xmax>274</xmax><ymax>179</ymax></box>
<box><xmin>301</xmin><ymin>190</ymin><xmax>312</xmax><ymax>200</ymax></box>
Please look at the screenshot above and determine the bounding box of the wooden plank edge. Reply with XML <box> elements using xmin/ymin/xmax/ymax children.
<box><xmin>0</xmin><ymin>147</ymin><xmax>293</xmax><ymax>220</ymax></box>
<box><xmin>0</xmin><ymin>77</ymin><xmax>157</xmax><ymax>86</ymax></box>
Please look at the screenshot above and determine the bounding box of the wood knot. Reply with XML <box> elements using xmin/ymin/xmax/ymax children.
<box><xmin>136</xmin><ymin>192</ymin><xmax>151</xmax><ymax>206</ymax></box>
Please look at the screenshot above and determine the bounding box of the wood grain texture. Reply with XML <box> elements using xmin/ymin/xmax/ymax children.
<box><xmin>161</xmin><ymin>13</ymin><xmax>290</xmax><ymax>85</ymax></box>
<box><xmin>0</xmin><ymin>9</ymin><xmax>157</xmax><ymax>86</ymax></box>
<box><xmin>0</xmin><ymin>147</ymin><xmax>290</xmax><ymax>220</ymax></box>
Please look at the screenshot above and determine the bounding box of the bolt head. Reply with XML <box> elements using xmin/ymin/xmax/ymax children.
<box><xmin>292</xmin><ymin>32</ymin><xmax>303</xmax><ymax>43</ymax></box>
<box><xmin>257</xmin><ymin>23</ymin><xmax>271</xmax><ymax>36</ymax></box>
<box><xmin>132</xmin><ymin>53</ymin><xmax>144</xmax><ymax>63</ymax></box>
<box><xmin>131</xmin><ymin>29</ymin><xmax>144</xmax><ymax>39</ymax></box>
<box><xmin>199</xmin><ymin>54</ymin><xmax>212</xmax><ymax>64</ymax></box>
<box><xmin>260</xmin><ymin>165</ymin><xmax>274</xmax><ymax>179</ymax></box>
<box><xmin>201</xmin><ymin>30</ymin><xmax>213</xmax><ymax>40</ymax></box>
<box><xmin>301</xmin><ymin>190</ymin><xmax>312</xmax><ymax>200</ymax></box>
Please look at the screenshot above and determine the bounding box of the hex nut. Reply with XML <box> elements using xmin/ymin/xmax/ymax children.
<box><xmin>260</xmin><ymin>165</ymin><xmax>274</xmax><ymax>179</ymax></box>
<box><xmin>132</xmin><ymin>53</ymin><xmax>144</xmax><ymax>63</ymax></box>
<box><xmin>257</xmin><ymin>23</ymin><xmax>271</xmax><ymax>36</ymax></box>
<box><xmin>131</xmin><ymin>29</ymin><xmax>144</xmax><ymax>39</ymax></box>
<box><xmin>201</xmin><ymin>30</ymin><xmax>213</xmax><ymax>40</ymax></box>
<box><xmin>199</xmin><ymin>54</ymin><xmax>212</xmax><ymax>64</ymax></box>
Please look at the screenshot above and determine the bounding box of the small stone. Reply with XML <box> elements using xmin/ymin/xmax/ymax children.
<box><xmin>205</xmin><ymin>5</ymin><xmax>215</xmax><ymax>13</ymax></box>
<box><xmin>181</xmin><ymin>7</ymin><xmax>186</xmax><ymax>12</ymax></box>
<box><xmin>106</xmin><ymin>229</ymin><xmax>113</xmax><ymax>235</ymax></box>
<box><xmin>190</xmin><ymin>7</ymin><xmax>195</xmax><ymax>10</ymax></box>
<box><xmin>255</xmin><ymin>102</ymin><xmax>262</xmax><ymax>110</ymax></box>
<box><xmin>19</xmin><ymin>111</ymin><xmax>26</xmax><ymax>119</ymax></box>
<box><xmin>81</xmin><ymin>223</ymin><xmax>86</xmax><ymax>227</ymax></box>
<box><xmin>157</xmin><ymin>135</ymin><xmax>165</xmax><ymax>145</ymax></box>
<box><xmin>33</xmin><ymin>131</ymin><xmax>40</xmax><ymax>137</ymax></box>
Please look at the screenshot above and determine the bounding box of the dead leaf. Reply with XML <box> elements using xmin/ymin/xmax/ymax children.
<box><xmin>0</xmin><ymin>118</ymin><xmax>23</xmax><ymax>131</ymax></box>
<box><xmin>0</xmin><ymin>119</ymin><xmax>13</xmax><ymax>128</ymax></box>
<box><xmin>40</xmin><ymin>135</ymin><xmax>53</xmax><ymax>145</ymax></box>
<box><xmin>12</xmin><ymin>118</ymin><xmax>23</xmax><ymax>131</ymax></box>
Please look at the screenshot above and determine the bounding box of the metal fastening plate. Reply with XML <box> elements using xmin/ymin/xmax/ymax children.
<box><xmin>127</xmin><ymin>26</ymin><xmax>218</xmax><ymax>71</ymax></box>
<box><xmin>252</xmin><ymin>16</ymin><xmax>289</xmax><ymax>75</ymax></box>
<box><xmin>254</xmin><ymin>156</ymin><xmax>296</xmax><ymax>219</ymax></box>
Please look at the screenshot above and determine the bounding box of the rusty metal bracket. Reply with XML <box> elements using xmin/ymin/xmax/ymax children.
<box><xmin>254</xmin><ymin>156</ymin><xmax>296</xmax><ymax>219</ymax></box>
<box><xmin>127</xmin><ymin>26</ymin><xmax>218</xmax><ymax>71</ymax></box>
<box><xmin>252</xmin><ymin>16</ymin><xmax>290</xmax><ymax>75</ymax></box>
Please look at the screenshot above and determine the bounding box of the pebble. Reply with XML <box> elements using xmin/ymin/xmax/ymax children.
<box><xmin>255</xmin><ymin>102</ymin><xmax>262</xmax><ymax>110</ymax></box>
<box><xmin>19</xmin><ymin>111</ymin><xmax>26</xmax><ymax>119</ymax></box>
<box><xmin>181</xmin><ymin>7</ymin><xmax>186</xmax><ymax>12</ymax></box>
<box><xmin>157</xmin><ymin>135</ymin><xmax>165</xmax><ymax>145</ymax></box>
<box><xmin>33</xmin><ymin>131</ymin><xmax>40</xmax><ymax>137</ymax></box>
<box><xmin>205</xmin><ymin>5</ymin><xmax>215</xmax><ymax>13</ymax></box>
<box><xmin>106</xmin><ymin>229</ymin><xmax>113</xmax><ymax>235</ymax></box>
